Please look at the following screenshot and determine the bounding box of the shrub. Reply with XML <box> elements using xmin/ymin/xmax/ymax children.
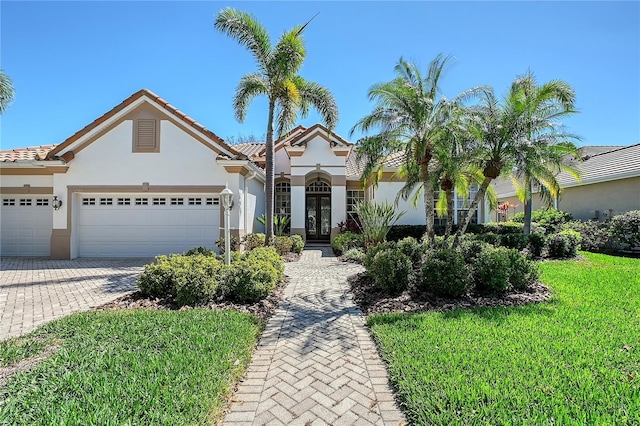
<box><xmin>418</xmin><ymin>249</ymin><xmax>471</xmax><ymax>298</ymax></box>
<box><xmin>562</xmin><ymin>221</ymin><xmax>612</xmax><ymax>253</ymax></box>
<box><xmin>527</xmin><ymin>233</ymin><xmax>546</xmax><ymax>258</ymax></box>
<box><xmin>507</xmin><ymin>250</ymin><xmax>539</xmax><ymax>290</ymax></box>
<box><xmin>387</xmin><ymin>225</ymin><xmax>427</xmax><ymax>241</ymax></box>
<box><xmin>459</xmin><ymin>239</ymin><xmax>493</xmax><ymax>264</ymax></box>
<box><xmin>216</xmin><ymin>235</ymin><xmax>240</xmax><ymax>254</ymax></box>
<box><xmin>499</xmin><ymin>233</ymin><xmax>529</xmax><ymax>250</ymax></box>
<box><xmin>511</xmin><ymin>208</ymin><xmax>573</xmax><ymax>234</ymax></box>
<box><xmin>363</xmin><ymin>241</ymin><xmax>396</xmax><ymax>270</ymax></box>
<box><xmin>473</xmin><ymin>247</ymin><xmax>512</xmax><ymax>293</ymax></box>
<box><xmin>273</xmin><ymin>236</ymin><xmax>293</xmax><ymax>255</ymax></box>
<box><xmin>337</xmin><ymin>218</ymin><xmax>362</xmax><ymax>234</ymax></box>
<box><xmin>332</xmin><ymin>232</ymin><xmax>364</xmax><ymax>255</ymax></box>
<box><xmin>290</xmin><ymin>234</ymin><xmax>305</xmax><ymax>254</ymax></box>
<box><xmin>183</xmin><ymin>247</ymin><xmax>216</xmax><ymax>256</ymax></box>
<box><xmin>355</xmin><ymin>201</ymin><xmax>405</xmax><ymax>247</ymax></box>
<box><xmin>475</xmin><ymin>232</ymin><xmax>500</xmax><ymax>246</ymax></box>
<box><xmin>368</xmin><ymin>248</ymin><xmax>412</xmax><ymax>293</ymax></box>
<box><xmin>243</xmin><ymin>233</ymin><xmax>265</xmax><ymax>251</ymax></box>
<box><xmin>397</xmin><ymin>237</ymin><xmax>427</xmax><ymax>264</ymax></box>
<box><xmin>482</xmin><ymin>222</ymin><xmax>524</xmax><ymax>235</ymax></box>
<box><xmin>245</xmin><ymin>246</ymin><xmax>284</xmax><ymax>281</ymax></box>
<box><xmin>610</xmin><ymin>210</ymin><xmax>640</xmax><ymax>250</ymax></box>
<box><xmin>137</xmin><ymin>254</ymin><xmax>224</xmax><ymax>306</ymax></box>
<box><xmin>224</xmin><ymin>257</ymin><xmax>278</xmax><ymax>303</ymax></box>
<box><xmin>342</xmin><ymin>248</ymin><xmax>366</xmax><ymax>264</ymax></box>
<box><xmin>547</xmin><ymin>229</ymin><xmax>582</xmax><ymax>258</ymax></box>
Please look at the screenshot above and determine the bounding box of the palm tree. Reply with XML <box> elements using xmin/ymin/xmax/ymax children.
<box><xmin>508</xmin><ymin>71</ymin><xmax>580</xmax><ymax>234</ymax></box>
<box><xmin>351</xmin><ymin>55</ymin><xmax>480</xmax><ymax>246</ymax></box>
<box><xmin>0</xmin><ymin>69</ymin><xmax>15</xmax><ymax>114</ymax></box>
<box><xmin>215</xmin><ymin>8</ymin><xmax>338</xmax><ymax>242</ymax></box>
<box><xmin>453</xmin><ymin>74</ymin><xmax>579</xmax><ymax>246</ymax></box>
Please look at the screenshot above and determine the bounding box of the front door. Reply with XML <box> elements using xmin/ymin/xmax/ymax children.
<box><xmin>306</xmin><ymin>195</ymin><xmax>331</xmax><ymax>241</ymax></box>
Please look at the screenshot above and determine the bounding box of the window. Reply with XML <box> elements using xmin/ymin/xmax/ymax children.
<box><xmin>206</xmin><ymin>197</ymin><xmax>219</xmax><ymax>206</ymax></box>
<box><xmin>82</xmin><ymin>198</ymin><xmax>96</xmax><ymax>206</ymax></box>
<box><xmin>170</xmin><ymin>197</ymin><xmax>184</xmax><ymax>205</ymax></box>
<box><xmin>117</xmin><ymin>198</ymin><xmax>131</xmax><ymax>205</ymax></box>
<box><xmin>135</xmin><ymin>198</ymin><xmax>148</xmax><ymax>205</ymax></box>
<box><xmin>306</xmin><ymin>181</ymin><xmax>331</xmax><ymax>193</ymax></box>
<box><xmin>346</xmin><ymin>190</ymin><xmax>364</xmax><ymax>220</ymax></box>
<box><xmin>19</xmin><ymin>199</ymin><xmax>32</xmax><ymax>206</ymax></box>
<box><xmin>36</xmin><ymin>199</ymin><xmax>49</xmax><ymax>206</ymax></box>
<box><xmin>188</xmin><ymin>197</ymin><xmax>202</xmax><ymax>205</ymax></box>
<box><xmin>99</xmin><ymin>198</ymin><xmax>113</xmax><ymax>205</ymax></box>
<box><xmin>153</xmin><ymin>198</ymin><xmax>166</xmax><ymax>205</ymax></box>
<box><xmin>133</xmin><ymin>119</ymin><xmax>159</xmax><ymax>152</ymax></box>
<box><xmin>3</xmin><ymin>199</ymin><xmax>15</xmax><ymax>206</ymax></box>
<box><xmin>275</xmin><ymin>181</ymin><xmax>291</xmax><ymax>217</ymax></box>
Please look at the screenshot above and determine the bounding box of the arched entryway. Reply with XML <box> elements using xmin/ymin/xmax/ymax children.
<box><xmin>305</xmin><ymin>179</ymin><xmax>331</xmax><ymax>241</ymax></box>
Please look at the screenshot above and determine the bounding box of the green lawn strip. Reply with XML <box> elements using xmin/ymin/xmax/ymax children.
<box><xmin>368</xmin><ymin>252</ymin><xmax>640</xmax><ymax>425</ymax></box>
<box><xmin>0</xmin><ymin>309</ymin><xmax>261</xmax><ymax>425</ymax></box>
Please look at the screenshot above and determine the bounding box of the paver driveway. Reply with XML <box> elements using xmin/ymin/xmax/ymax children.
<box><xmin>224</xmin><ymin>248</ymin><xmax>406</xmax><ymax>426</ymax></box>
<box><xmin>0</xmin><ymin>258</ymin><xmax>148</xmax><ymax>340</ymax></box>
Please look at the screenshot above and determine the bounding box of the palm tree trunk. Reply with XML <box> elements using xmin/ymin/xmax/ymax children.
<box><xmin>452</xmin><ymin>176</ymin><xmax>493</xmax><ymax>248</ymax></box>
<box><xmin>444</xmin><ymin>188</ymin><xmax>454</xmax><ymax>242</ymax></box>
<box><xmin>422</xmin><ymin>162</ymin><xmax>436</xmax><ymax>247</ymax></box>
<box><xmin>523</xmin><ymin>177</ymin><xmax>533</xmax><ymax>235</ymax></box>
<box><xmin>264</xmin><ymin>101</ymin><xmax>275</xmax><ymax>244</ymax></box>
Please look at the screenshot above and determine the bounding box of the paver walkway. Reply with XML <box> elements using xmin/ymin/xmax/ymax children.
<box><xmin>224</xmin><ymin>248</ymin><xmax>406</xmax><ymax>426</ymax></box>
<box><xmin>0</xmin><ymin>258</ymin><xmax>148</xmax><ymax>340</ymax></box>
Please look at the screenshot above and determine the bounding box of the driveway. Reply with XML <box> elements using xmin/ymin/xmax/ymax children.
<box><xmin>0</xmin><ymin>258</ymin><xmax>150</xmax><ymax>340</ymax></box>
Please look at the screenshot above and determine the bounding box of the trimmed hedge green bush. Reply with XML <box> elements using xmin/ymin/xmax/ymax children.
<box><xmin>527</xmin><ymin>233</ymin><xmax>546</xmax><ymax>258</ymax></box>
<box><xmin>507</xmin><ymin>249</ymin><xmax>540</xmax><ymax>290</ymax></box>
<box><xmin>243</xmin><ymin>233</ymin><xmax>265</xmax><ymax>251</ymax></box>
<box><xmin>138</xmin><ymin>254</ymin><xmax>225</xmax><ymax>306</ymax></box>
<box><xmin>363</xmin><ymin>241</ymin><xmax>396</xmax><ymax>270</ymax></box>
<box><xmin>610</xmin><ymin>210</ymin><xmax>640</xmax><ymax>250</ymax></box>
<box><xmin>397</xmin><ymin>237</ymin><xmax>427</xmax><ymax>264</ymax></box>
<box><xmin>183</xmin><ymin>247</ymin><xmax>216</xmax><ymax>256</ymax></box>
<box><xmin>224</xmin><ymin>257</ymin><xmax>278</xmax><ymax>303</ymax></box>
<box><xmin>216</xmin><ymin>236</ymin><xmax>241</xmax><ymax>254</ymax></box>
<box><xmin>547</xmin><ymin>229</ymin><xmax>582</xmax><ymax>258</ymax></box>
<box><xmin>368</xmin><ymin>248</ymin><xmax>412</xmax><ymax>293</ymax></box>
<box><xmin>511</xmin><ymin>208</ymin><xmax>573</xmax><ymax>234</ymax></box>
<box><xmin>290</xmin><ymin>234</ymin><xmax>305</xmax><ymax>254</ymax></box>
<box><xmin>419</xmin><ymin>249</ymin><xmax>471</xmax><ymax>298</ymax></box>
<box><xmin>272</xmin><ymin>236</ymin><xmax>293</xmax><ymax>255</ymax></box>
<box><xmin>473</xmin><ymin>247</ymin><xmax>512</xmax><ymax>293</ymax></box>
<box><xmin>482</xmin><ymin>222</ymin><xmax>525</xmax><ymax>235</ymax></box>
<box><xmin>332</xmin><ymin>232</ymin><xmax>364</xmax><ymax>255</ymax></box>
<box><xmin>342</xmin><ymin>248</ymin><xmax>365</xmax><ymax>264</ymax></box>
<box><xmin>562</xmin><ymin>221</ymin><xmax>612</xmax><ymax>253</ymax></box>
<box><xmin>245</xmin><ymin>247</ymin><xmax>284</xmax><ymax>281</ymax></box>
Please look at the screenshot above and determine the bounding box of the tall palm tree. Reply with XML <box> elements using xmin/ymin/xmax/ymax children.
<box><xmin>453</xmin><ymin>74</ymin><xmax>579</xmax><ymax>246</ymax></box>
<box><xmin>508</xmin><ymin>71</ymin><xmax>580</xmax><ymax>234</ymax></box>
<box><xmin>351</xmin><ymin>55</ymin><xmax>480</xmax><ymax>246</ymax></box>
<box><xmin>0</xmin><ymin>69</ymin><xmax>15</xmax><ymax>114</ymax></box>
<box><xmin>215</xmin><ymin>8</ymin><xmax>338</xmax><ymax>242</ymax></box>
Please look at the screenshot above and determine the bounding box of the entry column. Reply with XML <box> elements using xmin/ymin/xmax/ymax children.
<box><xmin>290</xmin><ymin>175</ymin><xmax>306</xmax><ymax>238</ymax></box>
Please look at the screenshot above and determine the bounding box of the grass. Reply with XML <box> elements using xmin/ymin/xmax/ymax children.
<box><xmin>0</xmin><ymin>309</ymin><xmax>261</xmax><ymax>425</ymax></box>
<box><xmin>368</xmin><ymin>252</ymin><xmax>640</xmax><ymax>425</ymax></box>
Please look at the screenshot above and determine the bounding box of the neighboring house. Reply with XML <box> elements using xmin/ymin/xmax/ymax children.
<box><xmin>494</xmin><ymin>144</ymin><xmax>640</xmax><ymax>221</ymax></box>
<box><xmin>0</xmin><ymin>89</ymin><xmax>485</xmax><ymax>259</ymax></box>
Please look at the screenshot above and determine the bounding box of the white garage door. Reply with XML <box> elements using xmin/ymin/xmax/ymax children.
<box><xmin>1</xmin><ymin>196</ymin><xmax>53</xmax><ymax>256</ymax></box>
<box><xmin>78</xmin><ymin>194</ymin><xmax>220</xmax><ymax>257</ymax></box>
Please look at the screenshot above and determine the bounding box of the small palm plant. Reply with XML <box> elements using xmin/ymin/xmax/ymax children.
<box><xmin>256</xmin><ymin>214</ymin><xmax>291</xmax><ymax>236</ymax></box>
<box><xmin>355</xmin><ymin>201</ymin><xmax>405</xmax><ymax>248</ymax></box>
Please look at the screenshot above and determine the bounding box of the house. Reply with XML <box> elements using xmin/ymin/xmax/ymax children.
<box><xmin>494</xmin><ymin>144</ymin><xmax>640</xmax><ymax>221</ymax></box>
<box><xmin>0</xmin><ymin>89</ymin><xmax>486</xmax><ymax>259</ymax></box>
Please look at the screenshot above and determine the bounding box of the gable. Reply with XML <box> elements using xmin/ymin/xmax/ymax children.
<box><xmin>46</xmin><ymin>89</ymin><xmax>238</xmax><ymax>162</ymax></box>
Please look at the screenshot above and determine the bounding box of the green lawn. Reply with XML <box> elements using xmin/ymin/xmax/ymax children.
<box><xmin>0</xmin><ymin>309</ymin><xmax>261</xmax><ymax>425</ymax></box>
<box><xmin>368</xmin><ymin>252</ymin><xmax>640</xmax><ymax>425</ymax></box>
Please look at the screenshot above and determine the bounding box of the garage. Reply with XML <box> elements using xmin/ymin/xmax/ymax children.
<box><xmin>77</xmin><ymin>194</ymin><xmax>220</xmax><ymax>257</ymax></box>
<box><xmin>1</xmin><ymin>196</ymin><xmax>53</xmax><ymax>256</ymax></box>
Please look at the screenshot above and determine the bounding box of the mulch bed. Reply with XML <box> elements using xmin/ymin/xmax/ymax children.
<box><xmin>349</xmin><ymin>272</ymin><xmax>551</xmax><ymax>316</ymax></box>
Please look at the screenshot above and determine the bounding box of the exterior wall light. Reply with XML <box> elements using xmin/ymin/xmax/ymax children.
<box><xmin>52</xmin><ymin>196</ymin><xmax>63</xmax><ymax>211</ymax></box>
<box><xmin>220</xmin><ymin>185</ymin><xmax>234</xmax><ymax>265</ymax></box>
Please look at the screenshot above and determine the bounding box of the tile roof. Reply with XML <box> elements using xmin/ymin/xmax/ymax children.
<box><xmin>0</xmin><ymin>145</ymin><xmax>57</xmax><ymax>162</ymax></box>
<box><xmin>558</xmin><ymin>143</ymin><xmax>640</xmax><ymax>186</ymax></box>
<box><xmin>234</xmin><ymin>142</ymin><xmax>265</xmax><ymax>159</ymax></box>
<box><xmin>46</xmin><ymin>89</ymin><xmax>238</xmax><ymax>160</ymax></box>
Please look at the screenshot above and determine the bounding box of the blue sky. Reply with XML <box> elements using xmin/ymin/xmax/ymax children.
<box><xmin>1</xmin><ymin>1</ymin><xmax>638</xmax><ymax>150</ymax></box>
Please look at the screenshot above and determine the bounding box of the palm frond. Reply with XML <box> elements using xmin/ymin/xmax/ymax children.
<box><xmin>215</xmin><ymin>8</ymin><xmax>271</xmax><ymax>73</ymax></box>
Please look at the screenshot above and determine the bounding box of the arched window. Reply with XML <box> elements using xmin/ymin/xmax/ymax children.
<box><xmin>275</xmin><ymin>181</ymin><xmax>291</xmax><ymax>217</ymax></box>
<box><xmin>306</xmin><ymin>181</ymin><xmax>331</xmax><ymax>193</ymax></box>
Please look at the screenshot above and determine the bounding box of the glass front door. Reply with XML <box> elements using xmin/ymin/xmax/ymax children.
<box><xmin>306</xmin><ymin>195</ymin><xmax>331</xmax><ymax>240</ymax></box>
